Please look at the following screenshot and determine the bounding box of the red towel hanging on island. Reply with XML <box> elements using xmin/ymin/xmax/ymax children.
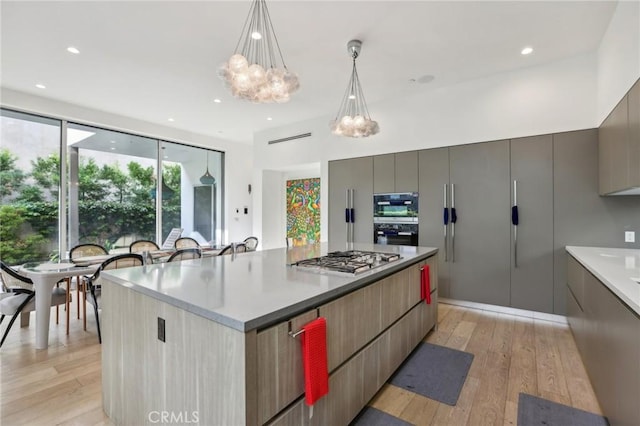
<box><xmin>301</xmin><ymin>317</ymin><xmax>329</xmax><ymax>405</ymax></box>
<box><xmin>421</xmin><ymin>265</ymin><xmax>431</xmax><ymax>304</ymax></box>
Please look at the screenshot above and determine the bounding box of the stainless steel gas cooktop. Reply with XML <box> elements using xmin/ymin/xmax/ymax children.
<box><xmin>292</xmin><ymin>250</ymin><xmax>401</xmax><ymax>274</ymax></box>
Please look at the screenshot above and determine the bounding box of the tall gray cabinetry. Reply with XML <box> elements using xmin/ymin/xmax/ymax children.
<box><xmin>509</xmin><ymin>135</ymin><xmax>554</xmax><ymax>312</ymax></box>
<box><xmin>328</xmin><ymin>157</ymin><xmax>373</xmax><ymax>246</ymax></box>
<box><xmin>417</xmin><ymin>148</ymin><xmax>451</xmax><ymax>297</ymax></box>
<box><xmin>419</xmin><ymin>138</ymin><xmax>554</xmax><ymax>310</ymax></box>
<box><xmin>448</xmin><ymin>141</ymin><xmax>511</xmax><ymax>306</ymax></box>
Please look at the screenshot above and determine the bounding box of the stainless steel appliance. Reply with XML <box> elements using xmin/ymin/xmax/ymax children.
<box><xmin>373</xmin><ymin>192</ymin><xmax>419</xmax><ymax>246</ymax></box>
<box><xmin>373</xmin><ymin>192</ymin><xmax>419</xmax><ymax>221</ymax></box>
<box><xmin>292</xmin><ymin>250</ymin><xmax>400</xmax><ymax>274</ymax></box>
<box><xmin>373</xmin><ymin>222</ymin><xmax>418</xmax><ymax>246</ymax></box>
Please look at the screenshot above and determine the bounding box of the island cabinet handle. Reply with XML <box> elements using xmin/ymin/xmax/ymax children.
<box><xmin>288</xmin><ymin>309</ymin><xmax>320</xmax><ymax>338</ymax></box>
<box><xmin>289</xmin><ymin>329</ymin><xmax>305</xmax><ymax>338</ymax></box>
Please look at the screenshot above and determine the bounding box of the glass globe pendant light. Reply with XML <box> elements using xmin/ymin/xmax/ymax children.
<box><xmin>219</xmin><ymin>0</ymin><xmax>299</xmax><ymax>103</ymax></box>
<box><xmin>330</xmin><ymin>40</ymin><xmax>379</xmax><ymax>138</ymax></box>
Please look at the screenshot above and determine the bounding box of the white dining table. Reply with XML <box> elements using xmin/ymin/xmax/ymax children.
<box><xmin>20</xmin><ymin>262</ymin><xmax>97</xmax><ymax>349</ymax></box>
<box><xmin>19</xmin><ymin>248</ymin><xmax>226</xmax><ymax>349</ymax></box>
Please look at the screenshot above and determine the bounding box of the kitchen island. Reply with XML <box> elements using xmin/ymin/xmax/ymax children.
<box><xmin>101</xmin><ymin>243</ymin><xmax>438</xmax><ymax>425</ymax></box>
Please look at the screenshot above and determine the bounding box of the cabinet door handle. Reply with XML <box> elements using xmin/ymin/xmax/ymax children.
<box><xmin>443</xmin><ymin>184</ymin><xmax>449</xmax><ymax>262</ymax></box>
<box><xmin>350</xmin><ymin>189</ymin><xmax>355</xmax><ymax>243</ymax></box>
<box><xmin>512</xmin><ymin>180</ymin><xmax>519</xmax><ymax>268</ymax></box>
<box><xmin>451</xmin><ymin>183</ymin><xmax>456</xmax><ymax>262</ymax></box>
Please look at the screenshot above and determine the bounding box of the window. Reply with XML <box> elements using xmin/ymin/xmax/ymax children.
<box><xmin>0</xmin><ymin>110</ymin><xmax>61</xmax><ymax>264</ymax></box>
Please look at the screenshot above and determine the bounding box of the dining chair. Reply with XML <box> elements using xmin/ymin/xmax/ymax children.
<box><xmin>70</xmin><ymin>243</ymin><xmax>108</xmax><ymax>330</ymax></box>
<box><xmin>174</xmin><ymin>237</ymin><xmax>200</xmax><ymax>249</ymax></box>
<box><xmin>84</xmin><ymin>253</ymin><xmax>144</xmax><ymax>343</ymax></box>
<box><xmin>218</xmin><ymin>245</ymin><xmax>234</xmax><ymax>256</ymax></box>
<box><xmin>167</xmin><ymin>248</ymin><xmax>202</xmax><ymax>262</ymax></box>
<box><xmin>234</xmin><ymin>243</ymin><xmax>248</xmax><ymax>253</ymax></box>
<box><xmin>243</xmin><ymin>237</ymin><xmax>259</xmax><ymax>251</ymax></box>
<box><xmin>0</xmin><ymin>261</ymin><xmax>69</xmax><ymax>348</ymax></box>
<box><xmin>129</xmin><ymin>239</ymin><xmax>160</xmax><ymax>253</ymax></box>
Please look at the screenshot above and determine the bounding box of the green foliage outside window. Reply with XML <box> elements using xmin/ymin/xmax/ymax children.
<box><xmin>0</xmin><ymin>148</ymin><xmax>181</xmax><ymax>264</ymax></box>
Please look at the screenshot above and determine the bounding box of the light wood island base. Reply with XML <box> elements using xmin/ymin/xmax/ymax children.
<box><xmin>102</xmin><ymin>254</ymin><xmax>438</xmax><ymax>425</ymax></box>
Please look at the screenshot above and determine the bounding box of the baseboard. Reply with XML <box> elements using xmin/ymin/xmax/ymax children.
<box><xmin>439</xmin><ymin>298</ymin><xmax>568</xmax><ymax>325</ymax></box>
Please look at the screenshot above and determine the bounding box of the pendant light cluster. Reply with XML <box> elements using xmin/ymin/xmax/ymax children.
<box><xmin>219</xmin><ymin>0</ymin><xmax>299</xmax><ymax>103</ymax></box>
<box><xmin>221</xmin><ymin>0</ymin><xmax>379</xmax><ymax>137</ymax></box>
<box><xmin>329</xmin><ymin>40</ymin><xmax>379</xmax><ymax>138</ymax></box>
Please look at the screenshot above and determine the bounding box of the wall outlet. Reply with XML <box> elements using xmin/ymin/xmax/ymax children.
<box><xmin>625</xmin><ymin>231</ymin><xmax>635</xmax><ymax>243</ymax></box>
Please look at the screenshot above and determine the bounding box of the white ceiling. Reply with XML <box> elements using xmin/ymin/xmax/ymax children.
<box><xmin>0</xmin><ymin>1</ymin><xmax>617</xmax><ymax>145</ymax></box>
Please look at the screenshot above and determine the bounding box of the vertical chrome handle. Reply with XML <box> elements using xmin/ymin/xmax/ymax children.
<box><xmin>443</xmin><ymin>184</ymin><xmax>448</xmax><ymax>261</ymax></box>
<box><xmin>350</xmin><ymin>189</ymin><xmax>355</xmax><ymax>243</ymax></box>
<box><xmin>345</xmin><ymin>189</ymin><xmax>350</xmax><ymax>243</ymax></box>
<box><xmin>450</xmin><ymin>183</ymin><xmax>456</xmax><ymax>262</ymax></box>
<box><xmin>512</xmin><ymin>180</ymin><xmax>519</xmax><ymax>268</ymax></box>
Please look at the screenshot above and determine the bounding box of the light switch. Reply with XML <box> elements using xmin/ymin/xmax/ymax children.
<box><xmin>625</xmin><ymin>231</ymin><xmax>635</xmax><ymax>243</ymax></box>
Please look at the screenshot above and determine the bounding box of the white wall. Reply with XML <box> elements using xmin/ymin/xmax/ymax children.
<box><xmin>597</xmin><ymin>1</ymin><xmax>640</xmax><ymax>123</ymax></box>
<box><xmin>253</xmin><ymin>52</ymin><xmax>599</xmax><ymax>248</ymax></box>
<box><xmin>1</xmin><ymin>88</ymin><xmax>254</xmax><ymax>244</ymax></box>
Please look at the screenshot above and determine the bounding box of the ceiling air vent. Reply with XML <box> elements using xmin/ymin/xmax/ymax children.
<box><xmin>268</xmin><ymin>132</ymin><xmax>312</xmax><ymax>145</ymax></box>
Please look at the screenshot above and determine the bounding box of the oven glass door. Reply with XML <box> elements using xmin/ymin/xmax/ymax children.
<box><xmin>374</xmin><ymin>223</ymin><xmax>418</xmax><ymax>246</ymax></box>
<box><xmin>373</xmin><ymin>192</ymin><xmax>419</xmax><ymax>219</ymax></box>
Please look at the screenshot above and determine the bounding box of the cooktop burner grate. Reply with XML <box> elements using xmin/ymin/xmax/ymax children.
<box><xmin>293</xmin><ymin>250</ymin><xmax>401</xmax><ymax>274</ymax></box>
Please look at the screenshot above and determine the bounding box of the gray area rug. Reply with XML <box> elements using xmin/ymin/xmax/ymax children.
<box><xmin>388</xmin><ymin>342</ymin><xmax>474</xmax><ymax>406</ymax></box>
<box><xmin>518</xmin><ymin>393</ymin><xmax>609</xmax><ymax>426</ymax></box>
<box><xmin>350</xmin><ymin>407</ymin><xmax>412</xmax><ymax>426</ymax></box>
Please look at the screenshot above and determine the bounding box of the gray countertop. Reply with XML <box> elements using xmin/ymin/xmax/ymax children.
<box><xmin>566</xmin><ymin>246</ymin><xmax>640</xmax><ymax>315</ymax></box>
<box><xmin>102</xmin><ymin>243</ymin><xmax>438</xmax><ymax>332</ymax></box>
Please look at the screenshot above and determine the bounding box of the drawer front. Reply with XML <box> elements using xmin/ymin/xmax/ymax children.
<box><xmin>257</xmin><ymin>309</ymin><xmax>318</xmax><ymax>424</ymax></box>
<box><xmin>319</xmin><ymin>278</ymin><xmax>382</xmax><ymax>372</ymax></box>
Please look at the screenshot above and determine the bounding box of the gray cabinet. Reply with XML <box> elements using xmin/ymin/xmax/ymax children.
<box><xmin>629</xmin><ymin>79</ymin><xmax>640</xmax><ymax>187</ymax></box>
<box><xmin>553</xmin><ymin>129</ymin><xmax>640</xmax><ymax>314</ymax></box>
<box><xmin>328</xmin><ymin>157</ymin><xmax>373</xmax><ymax>245</ymax></box>
<box><xmin>418</xmin><ymin>148</ymin><xmax>451</xmax><ymax>297</ymax></box>
<box><xmin>373</xmin><ymin>152</ymin><xmax>418</xmax><ymax>193</ymax></box>
<box><xmin>567</xmin><ymin>255</ymin><xmax>640</xmax><ymax>426</ymax></box>
<box><xmin>373</xmin><ymin>154</ymin><xmax>394</xmax><ymax>193</ymax></box>
<box><xmin>449</xmin><ymin>140</ymin><xmax>511</xmax><ymax>306</ymax></box>
<box><xmin>509</xmin><ymin>135</ymin><xmax>554</xmax><ymax>312</ymax></box>
<box><xmin>395</xmin><ymin>151</ymin><xmax>418</xmax><ymax>192</ymax></box>
<box><xmin>599</xmin><ymin>78</ymin><xmax>640</xmax><ymax>195</ymax></box>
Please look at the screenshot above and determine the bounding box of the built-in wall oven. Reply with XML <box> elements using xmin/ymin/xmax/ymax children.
<box><xmin>373</xmin><ymin>192</ymin><xmax>419</xmax><ymax>246</ymax></box>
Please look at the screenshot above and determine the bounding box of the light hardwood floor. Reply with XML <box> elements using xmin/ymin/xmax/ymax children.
<box><xmin>0</xmin><ymin>302</ymin><xmax>601</xmax><ymax>425</ymax></box>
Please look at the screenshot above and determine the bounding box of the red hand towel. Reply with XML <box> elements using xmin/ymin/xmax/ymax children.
<box><xmin>421</xmin><ymin>265</ymin><xmax>431</xmax><ymax>304</ymax></box>
<box><xmin>301</xmin><ymin>317</ymin><xmax>329</xmax><ymax>405</ymax></box>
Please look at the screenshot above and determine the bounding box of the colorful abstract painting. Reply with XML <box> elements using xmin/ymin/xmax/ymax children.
<box><xmin>286</xmin><ymin>178</ymin><xmax>320</xmax><ymax>243</ymax></box>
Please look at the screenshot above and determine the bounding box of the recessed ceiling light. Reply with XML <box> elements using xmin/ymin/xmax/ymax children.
<box><xmin>110</xmin><ymin>140</ymin><xmax>116</xmax><ymax>144</ymax></box>
<box><xmin>67</xmin><ymin>46</ymin><xmax>80</xmax><ymax>54</ymax></box>
<box><xmin>348</xmin><ymin>94</ymin><xmax>356</xmax><ymax>100</ymax></box>
<box><xmin>35</xmin><ymin>83</ymin><xmax>46</xmax><ymax>89</ymax></box>
<box><xmin>110</xmin><ymin>147</ymin><xmax>116</xmax><ymax>151</ymax></box>
<box><xmin>164</xmin><ymin>155</ymin><xmax>169</xmax><ymax>159</ymax></box>
<box><xmin>168</xmin><ymin>118</ymin><xmax>175</xmax><ymax>122</ymax></box>
<box><xmin>251</xmin><ymin>31</ymin><xmax>262</xmax><ymax>40</ymax></box>
<box><xmin>213</xmin><ymin>98</ymin><xmax>222</xmax><ymax>103</ymax></box>
<box><xmin>266</xmin><ymin>117</ymin><xmax>273</xmax><ymax>121</ymax></box>
<box><xmin>521</xmin><ymin>46</ymin><xmax>533</xmax><ymax>55</ymax></box>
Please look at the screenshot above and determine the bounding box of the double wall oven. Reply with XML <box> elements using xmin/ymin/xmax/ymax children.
<box><xmin>373</xmin><ymin>192</ymin><xmax>419</xmax><ymax>246</ymax></box>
